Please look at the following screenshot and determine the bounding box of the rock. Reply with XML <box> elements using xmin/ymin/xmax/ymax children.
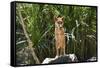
<box><xmin>42</xmin><ymin>54</ymin><xmax>78</xmax><ymax>64</ymax></box>
<box><xmin>87</xmin><ymin>57</ymin><xmax>97</xmax><ymax>61</ymax></box>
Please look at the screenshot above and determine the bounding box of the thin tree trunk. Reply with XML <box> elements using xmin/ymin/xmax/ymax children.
<box><xmin>17</xmin><ymin>5</ymin><xmax>40</xmax><ymax>64</ymax></box>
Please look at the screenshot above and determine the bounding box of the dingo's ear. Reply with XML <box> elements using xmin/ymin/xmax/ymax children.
<box><xmin>61</xmin><ymin>16</ymin><xmax>64</xmax><ymax>21</ymax></box>
<box><xmin>54</xmin><ymin>16</ymin><xmax>57</xmax><ymax>22</ymax></box>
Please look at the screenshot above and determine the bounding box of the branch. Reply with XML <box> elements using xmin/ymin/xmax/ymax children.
<box><xmin>17</xmin><ymin>5</ymin><xmax>40</xmax><ymax>64</ymax></box>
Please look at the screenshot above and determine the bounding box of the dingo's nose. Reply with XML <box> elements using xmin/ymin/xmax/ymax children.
<box><xmin>59</xmin><ymin>25</ymin><xmax>62</xmax><ymax>28</ymax></box>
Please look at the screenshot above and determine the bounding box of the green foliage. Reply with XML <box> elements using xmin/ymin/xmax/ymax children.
<box><xmin>16</xmin><ymin>3</ymin><xmax>97</xmax><ymax>64</ymax></box>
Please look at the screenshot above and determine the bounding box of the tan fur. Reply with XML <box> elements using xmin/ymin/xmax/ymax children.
<box><xmin>54</xmin><ymin>16</ymin><xmax>66</xmax><ymax>56</ymax></box>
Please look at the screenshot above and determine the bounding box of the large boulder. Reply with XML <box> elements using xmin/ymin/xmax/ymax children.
<box><xmin>42</xmin><ymin>54</ymin><xmax>78</xmax><ymax>64</ymax></box>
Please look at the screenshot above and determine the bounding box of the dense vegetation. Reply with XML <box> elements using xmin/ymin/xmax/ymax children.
<box><xmin>16</xmin><ymin>3</ymin><xmax>97</xmax><ymax>65</ymax></box>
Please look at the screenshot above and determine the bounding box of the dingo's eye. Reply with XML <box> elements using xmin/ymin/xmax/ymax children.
<box><xmin>58</xmin><ymin>21</ymin><xmax>62</xmax><ymax>24</ymax></box>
